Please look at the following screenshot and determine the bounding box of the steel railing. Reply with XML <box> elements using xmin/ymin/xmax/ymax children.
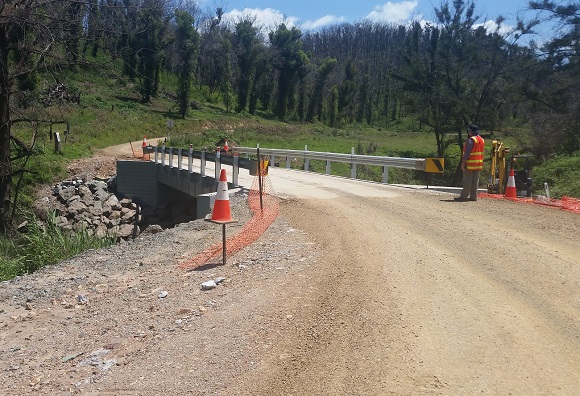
<box><xmin>146</xmin><ymin>145</ymin><xmax>428</xmax><ymax>185</ymax></box>
<box><xmin>233</xmin><ymin>146</ymin><xmax>426</xmax><ymax>183</ymax></box>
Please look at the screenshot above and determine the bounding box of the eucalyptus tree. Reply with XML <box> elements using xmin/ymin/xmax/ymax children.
<box><xmin>338</xmin><ymin>60</ymin><xmax>358</xmax><ymax>125</ymax></box>
<box><xmin>269</xmin><ymin>24</ymin><xmax>309</xmax><ymax>120</ymax></box>
<box><xmin>83</xmin><ymin>0</ymin><xmax>102</xmax><ymax>57</ymax></box>
<box><xmin>220</xmin><ymin>36</ymin><xmax>234</xmax><ymax>112</ymax></box>
<box><xmin>306</xmin><ymin>57</ymin><xmax>337</xmax><ymax>122</ymax></box>
<box><xmin>197</xmin><ymin>8</ymin><xmax>232</xmax><ymax>97</ymax></box>
<box><xmin>328</xmin><ymin>86</ymin><xmax>339</xmax><ymax>127</ymax></box>
<box><xmin>174</xmin><ymin>9</ymin><xmax>200</xmax><ymax>118</ymax></box>
<box><xmin>64</xmin><ymin>0</ymin><xmax>84</xmax><ymax>65</ymax></box>
<box><xmin>136</xmin><ymin>0</ymin><xmax>169</xmax><ymax>103</ymax></box>
<box><xmin>118</xmin><ymin>0</ymin><xmax>140</xmax><ymax>80</ymax></box>
<box><xmin>248</xmin><ymin>53</ymin><xmax>273</xmax><ymax>115</ymax></box>
<box><xmin>232</xmin><ymin>18</ymin><xmax>261</xmax><ymax>113</ymax></box>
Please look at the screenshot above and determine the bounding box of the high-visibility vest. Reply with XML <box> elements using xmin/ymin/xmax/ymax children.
<box><xmin>464</xmin><ymin>135</ymin><xmax>485</xmax><ymax>171</ymax></box>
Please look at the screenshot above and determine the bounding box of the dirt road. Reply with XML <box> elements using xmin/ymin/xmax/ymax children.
<box><xmin>231</xmin><ymin>183</ymin><xmax>580</xmax><ymax>395</ymax></box>
<box><xmin>1</xmin><ymin>143</ymin><xmax>578</xmax><ymax>395</ymax></box>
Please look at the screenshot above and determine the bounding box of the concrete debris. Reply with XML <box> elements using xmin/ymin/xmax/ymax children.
<box><xmin>201</xmin><ymin>280</ymin><xmax>217</xmax><ymax>290</ymax></box>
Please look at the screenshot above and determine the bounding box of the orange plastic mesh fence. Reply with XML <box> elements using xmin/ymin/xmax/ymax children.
<box><xmin>179</xmin><ymin>175</ymin><xmax>280</xmax><ymax>270</ymax></box>
<box><xmin>478</xmin><ymin>193</ymin><xmax>580</xmax><ymax>214</ymax></box>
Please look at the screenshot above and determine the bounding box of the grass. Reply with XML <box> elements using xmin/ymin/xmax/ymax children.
<box><xmin>530</xmin><ymin>154</ymin><xmax>580</xmax><ymax>199</ymax></box>
<box><xmin>0</xmin><ymin>211</ymin><xmax>116</xmax><ymax>281</ymax></box>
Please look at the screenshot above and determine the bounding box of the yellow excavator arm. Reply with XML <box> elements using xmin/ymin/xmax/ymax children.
<box><xmin>487</xmin><ymin>140</ymin><xmax>510</xmax><ymax>195</ymax></box>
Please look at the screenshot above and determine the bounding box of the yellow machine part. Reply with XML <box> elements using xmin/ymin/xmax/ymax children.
<box><xmin>487</xmin><ymin>140</ymin><xmax>509</xmax><ymax>195</ymax></box>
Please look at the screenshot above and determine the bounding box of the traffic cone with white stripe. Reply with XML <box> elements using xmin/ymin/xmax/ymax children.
<box><xmin>505</xmin><ymin>168</ymin><xmax>517</xmax><ymax>198</ymax></box>
<box><xmin>142</xmin><ymin>136</ymin><xmax>150</xmax><ymax>160</ymax></box>
<box><xmin>223</xmin><ymin>140</ymin><xmax>229</xmax><ymax>152</ymax></box>
<box><xmin>211</xmin><ymin>169</ymin><xmax>234</xmax><ymax>222</ymax></box>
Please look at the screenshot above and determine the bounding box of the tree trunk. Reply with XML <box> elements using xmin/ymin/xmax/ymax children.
<box><xmin>0</xmin><ymin>35</ymin><xmax>12</xmax><ymax>228</ymax></box>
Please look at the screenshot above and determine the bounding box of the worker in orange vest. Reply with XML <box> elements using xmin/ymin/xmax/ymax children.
<box><xmin>454</xmin><ymin>124</ymin><xmax>485</xmax><ymax>202</ymax></box>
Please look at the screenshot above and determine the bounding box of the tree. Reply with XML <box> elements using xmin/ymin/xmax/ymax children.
<box><xmin>306</xmin><ymin>58</ymin><xmax>337</xmax><ymax>122</ymax></box>
<box><xmin>338</xmin><ymin>60</ymin><xmax>358</xmax><ymax>124</ymax></box>
<box><xmin>526</xmin><ymin>0</ymin><xmax>580</xmax><ymax>157</ymax></box>
<box><xmin>0</xmin><ymin>0</ymin><xmax>90</xmax><ymax>229</ymax></box>
<box><xmin>329</xmin><ymin>86</ymin><xmax>339</xmax><ymax>128</ymax></box>
<box><xmin>221</xmin><ymin>37</ymin><xmax>234</xmax><ymax>113</ymax></box>
<box><xmin>83</xmin><ymin>0</ymin><xmax>102</xmax><ymax>57</ymax></box>
<box><xmin>357</xmin><ymin>72</ymin><xmax>372</xmax><ymax>124</ymax></box>
<box><xmin>233</xmin><ymin>18</ymin><xmax>261</xmax><ymax>113</ymax></box>
<box><xmin>248</xmin><ymin>53</ymin><xmax>272</xmax><ymax>115</ymax></box>
<box><xmin>136</xmin><ymin>0</ymin><xmax>168</xmax><ymax>103</ymax></box>
<box><xmin>197</xmin><ymin>8</ymin><xmax>231</xmax><ymax>97</ymax></box>
<box><xmin>269</xmin><ymin>24</ymin><xmax>309</xmax><ymax>120</ymax></box>
<box><xmin>175</xmin><ymin>9</ymin><xmax>200</xmax><ymax>119</ymax></box>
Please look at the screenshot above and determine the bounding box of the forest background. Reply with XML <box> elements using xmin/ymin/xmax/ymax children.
<box><xmin>0</xmin><ymin>0</ymin><xmax>578</xmax><ymax>233</ymax></box>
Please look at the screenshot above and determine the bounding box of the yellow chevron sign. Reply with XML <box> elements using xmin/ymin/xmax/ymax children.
<box><xmin>425</xmin><ymin>158</ymin><xmax>445</xmax><ymax>173</ymax></box>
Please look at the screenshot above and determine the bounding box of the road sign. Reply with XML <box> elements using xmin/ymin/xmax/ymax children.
<box><xmin>425</xmin><ymin>158</ymin><xmax>444</xmax><ymax>173</ymax></box>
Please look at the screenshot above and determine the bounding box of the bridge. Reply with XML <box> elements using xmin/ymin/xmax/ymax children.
<box><xmin>116</xmin><ymin>144</ymin><xmax>443</xmax><ymax>218</ymax></box>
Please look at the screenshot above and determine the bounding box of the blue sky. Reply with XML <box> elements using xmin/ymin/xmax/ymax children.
<box><xmin>207</xmin><ymin>0</ymin><xmax>538</xmax><ymax>33</ymax></box>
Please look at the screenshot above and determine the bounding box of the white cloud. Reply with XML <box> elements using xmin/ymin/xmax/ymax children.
<box><xmin>223</xmin><ymin>8</ymin><xmax>299</xmax><ymax>31</ymax></box>
<box><xmin>476</xmin><ymin>19</ymin><xmax>520</xmax><ymax>37</ymax></box>
<box><xmin>301</xmin><ymin>15</ymin><xmax>346</xmax><ymax>31</ymax></box>
<box><xmin>366</xmin><ymin>1</ymin><xmax>419</xmax><ymax>23</ymax></box>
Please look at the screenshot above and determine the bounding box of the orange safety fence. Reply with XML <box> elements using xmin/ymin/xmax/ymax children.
<box><xmin>179</xmin><ymin>175</ymin><xmax>280</xmax><ymax>270</ymax></box>
<box><xmin>478</xmin><ymin>193</ymin><xmax>580</xmax><ymax>214</ymax></box>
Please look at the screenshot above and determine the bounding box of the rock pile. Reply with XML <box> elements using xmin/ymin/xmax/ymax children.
<box><xmin>35</xmin><ymin>176</ymin><xmax>198</xmax><ymax>241</ymax></box>
<box><xmin>36</xmin><ymin>177</ymin><xmax>140</xmax><ymax>240</ymax></box>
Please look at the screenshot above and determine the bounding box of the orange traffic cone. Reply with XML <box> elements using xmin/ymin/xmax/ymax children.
<box><xmin>505</xmin><ymin>168</ymin><xmax>517</xmax><ymax>198</ymax></box>
<box><xmin>142</xmin><ymin>136</ymin><xmax>150</xmax><ymax>160</ymax></box>
<box><xmin>223</xmin><ymin>140</ymin><xmax>229</xmax><ymax>152</ymax></box>
<box><xmin>211</xmin><ymin>169</ymin><xmax>234</xmax><ymax>222</ymax></box>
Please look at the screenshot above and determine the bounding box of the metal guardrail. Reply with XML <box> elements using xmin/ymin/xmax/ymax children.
<box><xmin>146</xmin><ymin>145</ymin><xmax>430</xmax><ymax>185</ymax></box>
<box><xmin>233</xmin><ymin>146</ymin><xmax>426</xmax><ymax>184</ymax></box>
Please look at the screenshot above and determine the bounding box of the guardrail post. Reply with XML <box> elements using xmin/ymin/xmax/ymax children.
<box><xmin>169</xmin><ymin>147</ymin><xmax>174</xmax><ymax>168</ymax></box>
<box><xmin>382</xmin><ymin>166</ymin><xmax>389</xmax><ymax>183</ymax></box>
<box><xmin>161</xmin><ymin>144</ymin><xmax>166</xmax><ymax>166</ymax></box>
<box><xmin>286</xmin><ymin>153</ymin><xmax>291</xmax><ymax>169</ymax></box>
<box><xmin>350</xmin><ymin>147</ymin><xmax>356</xmax><ymax>179</ymax></box>
<box><xmin>215</xmin><ymin>150</ymin><xmax>221</xmax><ymax>182</ymax></box>
<box><xmin>326</xmin><ymin>159</ymin><xmax>331</xmax><ymax>175</ymax></box>
<box><xmin>154</xmin><ymin>146</ymin><xmax>159</xmax><ymax>163</ymax></box>
<box><xmin>233</xmin><ymin>154</ymin><xmax>239</xmax><ymax>185</ymax></box>
<box><xmin>188</xmin><ymin>144</ymin><xmax>193</xmax><ymax>173</ymax></box>
<box><xmin>270</xmin><ymin>154</ymin><xmax>274</xmax><ymax>167</ymax></box>
<box><xmin>201</xmin><ymin>151</ymin><xmax>206</xmax><ymax>176</ymax></box>
<box><xmin>304</xmin><ymin>145</ymin><xmax>309</xmax><ymax>171</ymax></box>
<box><xmin>177</xmin><ymin>148</ymin><xmax>183</xmax><ymax>170</ymax></box>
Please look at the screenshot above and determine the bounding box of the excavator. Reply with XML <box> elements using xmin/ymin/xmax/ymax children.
<box><xmin>487</xmin><ymin>140</ymin><xmax>533</xmax><ymax>197</ymax></box>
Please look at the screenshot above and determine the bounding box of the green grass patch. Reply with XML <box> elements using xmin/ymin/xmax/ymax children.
<box><xmin>0</xmin><ymin>212</ymin><xmax>117</xmax><ymax>281</ymax></box>
<box><xmin>531</xmin><ymin>154</ymin><xmax>580</xmax><ymax>199</ymax></box>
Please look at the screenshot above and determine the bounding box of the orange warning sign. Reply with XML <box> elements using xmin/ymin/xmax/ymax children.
<box><xmin>425</xmin><ymin>158</ymin><xmax>444</xmax><ymax>173</ymax></box>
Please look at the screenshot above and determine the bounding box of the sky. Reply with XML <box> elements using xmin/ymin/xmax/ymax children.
<box><xmin>204</xmin><ymin>0</ymin><xmax>541</xmax><ymax>35</ymax></box>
